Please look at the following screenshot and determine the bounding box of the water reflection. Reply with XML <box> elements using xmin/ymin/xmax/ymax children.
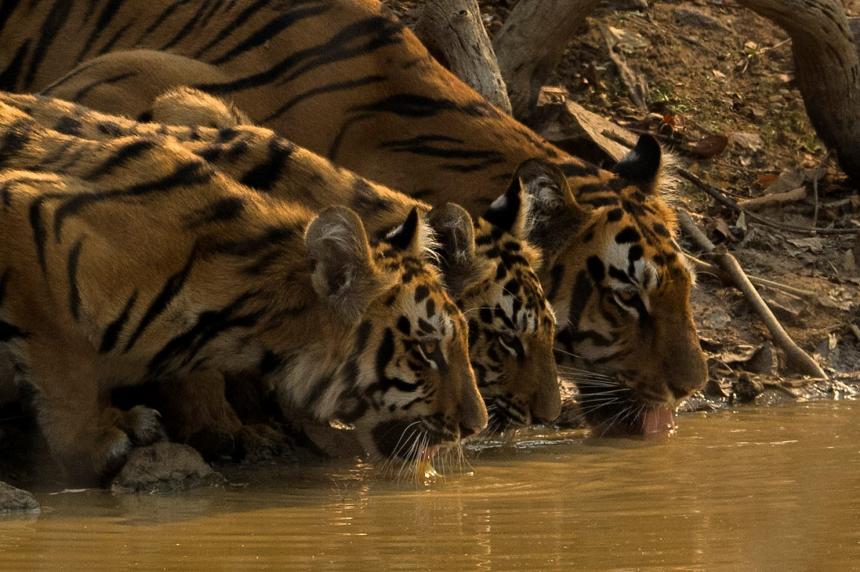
<box><xmin>0</xmin><ymin>401</ymin><xmax>857</xmax><ymax>569</ymax></box>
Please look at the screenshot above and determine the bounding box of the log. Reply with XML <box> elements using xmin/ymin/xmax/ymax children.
<box><xmin>737</xmin><ymin>0</ymin><xmax>860</xmax><ymax>182</ymax></box>
<box><xmin>416</xmin><ymin>0</ymin><xmax>512</xmax><ymax>114</ymax></box>
<box><xmin>493</xmin><ymin>0</ymin><xmax>600</xmax><ymax>118</ymax></box>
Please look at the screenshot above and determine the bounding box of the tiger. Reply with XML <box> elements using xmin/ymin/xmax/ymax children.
<box><xmin>2</xmin><ymin>90</ymin><xmax>561</xmax><ymax>434</ymax></box>
<box><xmin>0</xmin><ymin>0</ymin><xmax>708</xmax><ymax>433</ymax></box>
<box><xmin>0</xmin><ymin>102</ymin><xmax>487</xmax><ymax>483</ymax></box>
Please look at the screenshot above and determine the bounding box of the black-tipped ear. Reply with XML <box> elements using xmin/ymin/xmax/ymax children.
<box><xmin>428</xmin><ymin>203</ymin><xmax>480</xmax><ymax>294</ymax></box>
<box><xmin>305</xmin><ymin>206</ymin><xmax>382</xmax><ymax>322</ymax></box>
<box><xmin>513</xmin><ymin>159</ymin><xmax>585</xmax><ymax>261</ymax></box>
<box><xmin>482</xmin><ymin>176</ymin><xmax>524</xmax><ymax>236</ymax></box>
<box><xmin>385</xmin><ymin>207</ymin><xmax>420</xmax><ymax>252</ymax></box>
<box><xmin>614</xmin><ymin>134</ymin><xmax>661</xmax><ymax>184</ymax></box>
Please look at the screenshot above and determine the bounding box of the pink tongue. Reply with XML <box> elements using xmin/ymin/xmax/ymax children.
<box><xmin>642</xmin><ymin>407</ymin><xmax>676</xmax><ymax>436</ymax></box>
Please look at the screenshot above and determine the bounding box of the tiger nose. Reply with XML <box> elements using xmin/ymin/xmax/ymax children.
<box><xmin>458</xmin><ymin>383</ymin><xmax>489</xmax><ymax>438</ymax></box>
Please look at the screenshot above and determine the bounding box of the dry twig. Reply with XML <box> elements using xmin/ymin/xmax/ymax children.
<box><xmin>598</xmin><ymin>23</ymin><xmax>649</xmax><ymax>112</ymax></box>
<box><xmin>686</xmin><ymin>254</ymin><xmax>815</xmax><ymax>300</ymax></box>
<box><xmin>678</xmin><ymin>210</ymin><xmax>828</xmax><ymax>379</ymax></box>
<box><xmin>679</xmin><ymin>168</ymin><xmax>859</xmax><ymax>235</ymax></box>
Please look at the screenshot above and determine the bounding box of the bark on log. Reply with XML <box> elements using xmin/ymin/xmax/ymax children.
<box><xmin>737</xmin><ymin>0</ymin><xmax>860</xmax><ymax>182</ymax></box>
<box><xmin>416</xmin><ymin>0</ymin><xmax>512</xmax><ymax>114</ymax></box>
<box><xmin>493</xmin><ymin>0</ymin><xmax>600</xmax><ymax>118</ymax></box>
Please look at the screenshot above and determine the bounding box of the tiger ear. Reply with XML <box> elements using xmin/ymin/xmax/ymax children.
<box><xmin>613</xmin><ymin>134</ymin><xmax>662</xmax><ymax>193</ymax></box>
<box><xmin>427</xmin><ymin>203</ymin><xmax>483</xmax><ymax>295</ymax></box>
<box><xmin>305</xmin><ymin>206</ymin><xmax>384</xmax><ymax>322</ymax></box>
<box><xmin>384</xmin><ymin>207</ymin><xmax>435</xmax><ymax>259</ymax></box>
<box><xmin>482</xmin><ymin>175</ymin><xmax>527</xmax><ymax>238</ymax></box>
<box><xmin>514</xmin><ymin>159</ymin><xmax>586</xmax><ymax>260</ymax></box>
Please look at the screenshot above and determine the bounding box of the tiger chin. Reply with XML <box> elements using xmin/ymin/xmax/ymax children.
<box><xmin>0</xmin><ymin>105</ymin><xmax>486</xmax><ymax>484</ymax></box>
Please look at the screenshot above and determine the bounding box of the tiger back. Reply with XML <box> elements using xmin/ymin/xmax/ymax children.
<box><xmin>0</xmin><ymin>102</ymin><xmax>486</xmax><ymax>482</ymax></box>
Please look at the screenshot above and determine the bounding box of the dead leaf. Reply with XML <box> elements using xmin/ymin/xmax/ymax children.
<box><xmin>712</xmin><ymin>69</ymin><xmax>726</xmax><ymax>79</ymax></box>
<box><xmin>786</xmin><ymin>237</ymin><xmax>825</xmax><ymax>252</ymax></box>
<box><xmin>764</xmin><ymin>168</ymin><xmax>806</xmax><ymax>195</ymax></box>
<box><xmin>684</xmin><ymin>134</ymin><xmax>728</xmax><ymax>158</ymax></box>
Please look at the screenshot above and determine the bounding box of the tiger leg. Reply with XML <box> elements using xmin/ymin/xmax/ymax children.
<box><xmin>157</xmin><ymin>371</ymin><xmax>292</xmax><ymax>462</ymax></box>
<box><xmin>30</xmin><ymin>348</ymin><xmax>133</xmax><ymax>484</ymax></box>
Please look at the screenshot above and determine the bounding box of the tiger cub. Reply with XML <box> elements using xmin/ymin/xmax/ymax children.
<box><xmin>3</xmin><ymin>91</ymin><xmax>561</xmax><ymax>432</ymax></box>
<box><xmin>0</xmin><ymin>102</ymin><xmax>486</xmax><ymax>483</ymax></box>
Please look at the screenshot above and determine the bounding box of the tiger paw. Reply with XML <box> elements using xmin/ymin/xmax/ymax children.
<box><xmin>122</xmin><ymin>406</ymin><xmax>167</xmax><ymax>445</ymax></box>
<box><xmin>236</xmin><ymin>423</ymin><xmax>294</xmax><ymax>463</ymax></box>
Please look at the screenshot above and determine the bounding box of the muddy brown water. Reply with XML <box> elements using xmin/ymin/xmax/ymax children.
<box><xmin>1</xmin><ymin>401</ymin><xmax>858</xmax><ymax>570</ymax></box>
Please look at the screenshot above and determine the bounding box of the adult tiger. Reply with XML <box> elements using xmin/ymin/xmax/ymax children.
<box><xmin>0</xmin><ymin>0</ymin><xmax>707</xmax><ymax>433</ymax></box>
<box><xmin>1</xmin><ymin>90</ymin><xmax>561</xmax><ymax>436</ymax></box>
<box><xmin>0</xmin><ymin>102</ymin><xmax>486</xmax><ymax>483</ymax></box>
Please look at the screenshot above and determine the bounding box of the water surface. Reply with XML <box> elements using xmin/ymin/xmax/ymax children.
<box><xmin>1</xmin><ymin>401</ymin><xmax>858</xmax><ymax>570</ymax></box>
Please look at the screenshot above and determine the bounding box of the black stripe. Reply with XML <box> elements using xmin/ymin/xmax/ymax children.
<box><xmin>134</xmin><ymin>1</ymin><xmax>184</xmax><ymax>44</ymax></box>
<box><xmin>96</xmin><ymin>20</ymin><xmax>137</xmax><ymax>56</ymax></box>
<box><xmin>184</xmin><ymin>197</ymin><xmax>246</xmax><ymax>229</ymax></box>
<box><xmin>29</xmin><ymin>196</ymin><xmax>50</xmax><ymax>275</ymax></box>
<box><xmin>302</xmin><ymin>373</ymin><xmax>337</xmax><ymax>411</ymax></box>
<box><xmin>23</xmin><ymin>0</ymin><xmax>74</xmax><ymax>89</ymax></box>
<box><xmin>239</xmin><ymin>137</ymin><xmax>294</xmax><ymax>192</ymax></box>
<box><xmin>209</xmin><ymin>2</ymin><xmax>330</xmax><ymax>65</ymax></box>
<box><xmin>67</xmin><ymin>238</ymin><xmax>84</xmax><ymax>322</ymax></box>
<box><xmin>123</xmin><ymin>246</ymin><xmax>199</xmax><ymax>353</ymax></box>
<box><xmin>262</xmin><ymin>74</ymin><xmax>387</xmax><ymax>122</ymax></box>
<box><xmin>83</xmin><ymin>138</ymin><xmax>156</xmax><ymax>180</ymax></box>
<box><xmin>158</xmin><ymin>2</ymin><xmax>212</xmax><ymax>51</ymax></box>
<box><xmin>0</xmin><ymin>120</ymin><xmax>31</xmax><ymax>169</ymax></box>
<box><xmin>75</xmin><ymin>0</ymin><xmax>126</xmax><ymax>62</ymax></box>
<box><xmin>147</xmin><ymin>292</ymin><xmax>261</xmax><ymax>374</ymax></box>
<box><xmin>53</xmin><ymin>161</ymin><xmax>212</xmax><ymax>240</ymax></box>
<box><xmin>99</xmin><ymin>290</ymin><xmax>138</xmax><ymax>353</ymax></box>
<box><xmin>0</xmin><ymin>40</ymin><xmax>31</xmax><ymax>91</ymax></box>
<box><xmin>193</xmin><ymin>0</ymin><xmax>270</xmax><ymax>58</ymax></box>
<box><xmin>566</xmin><ymin>270</ymin><xmax>593</xmax><ymax>332</ymax></box>
<box><xmin>195</xmin><ymin>0</ymin><xmax>226</xmax><ymax>35</ymax></box>
<box><xmin>0</xmin><ymin>1</ymin><xmax>19</xmax><ymax>37</ymax></box>
<box><xmin>0</xmin><ymin>268</ymin><xmax>10</xmax><ymax>306</ymax></box>
<box><xmin>72</xmin><ymin>70</ymin><xmax>137</xmax><ymax>103</ymax></box>
<box><xmin>197</xmin><ymin>16</ymin><xmax>401</xmax><ymax>94</ymax></box>
<box><xmin>53</xmin><ymin>115</ymin><xmax>82</xmax><ymax>136</ymax></box>
<box><xmin>208</xmin><ymin>225</ymin><xmax>296</xmax><ymax>258</ymax></box>
<box><xmin>0</xmin><ymin>321</ymin><xmax>27</xmax><ymax>342</ymax></box>
<box><xmin>40</xmin><ymin>58</ymin><xmax>101</xmax><ymax>96</ymax></box>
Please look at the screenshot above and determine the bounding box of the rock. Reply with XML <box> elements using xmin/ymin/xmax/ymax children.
<box><xmin>729</xmin><ymin>131</ymin><xmax>764</xmax><ymax>153</ymax></box>
<box><xmin>673</xmin><ymin>8</ymin><xmax>728</xmax><ymax>31</ymax></box>
<box><xmin>0</xmin><ymin>481</ymin><xmax>39</xmax><ymax>513</ymax></box>
<box><xmin>111</xmin><ymin>442</ymin><xmax>225</xmax><ymax>494</ymax></box>
<box><xmin>732</xmin><ymin>374</ymin><xmax>765</xmax><ymax>403</ymax></box>
<box><xmin>744</xmin><ymin>343</ymin><xmax>779</xmax><ymax>375</ymax></box>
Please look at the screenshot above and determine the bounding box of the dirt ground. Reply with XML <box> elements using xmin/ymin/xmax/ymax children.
<box><xmin>385</xmin><ymin>0</ymin><xmax>860</xmax><ymax>405</ymax></box>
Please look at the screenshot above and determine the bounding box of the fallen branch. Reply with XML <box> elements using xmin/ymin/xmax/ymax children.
<box><xmin>416</xmin><ymin>0</ymin><xmax>512</xmax><ymax>114</ymax></box>
<box><xmin>598</xmin><ymin>23</ymin><xmax>649</xmax><ymax>112</ymax></box>
<box><xmin>679</xmin><ymin>168</ymin><xmax>859</xmax><ymax>236</ymax></box>
<box><xmin>737</xmin><ymin>187</ymin><xmax>807</xmax><ymax>211</ymax></box>
<box><xmin>678</xmin><ymin>209</ymin><xmax>828</xmax><ymax>379</ymax></box>
<box><xmin>686</xmin><ymin>254</ymin><xmax>816</xmax><ymax>300</ymax></box>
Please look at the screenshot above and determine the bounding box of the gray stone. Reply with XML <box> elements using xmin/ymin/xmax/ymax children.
<box><xmin>0</xmin><ymin>481</ymin><xmax>39</xmax><ymax>513</ymax></box>
<box><xmin>111</xmin><ymin>442</ymin><xmax>225</xmax><ymax>494</ymax></box>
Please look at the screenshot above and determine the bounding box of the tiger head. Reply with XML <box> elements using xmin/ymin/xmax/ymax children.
<box><xmin>298</xmin><ymin>206</ymin><xmax>487</xmax><ymax>459</ymax></box>
<box><xmin>429</xmin><ymin>182</ymin><xmax>559</xmax><ymax>433</ymax></box>
<box><xmin>520</xmin><ymin>136</ymin><xmax>707</xmax><ymax>435</ymax></box>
